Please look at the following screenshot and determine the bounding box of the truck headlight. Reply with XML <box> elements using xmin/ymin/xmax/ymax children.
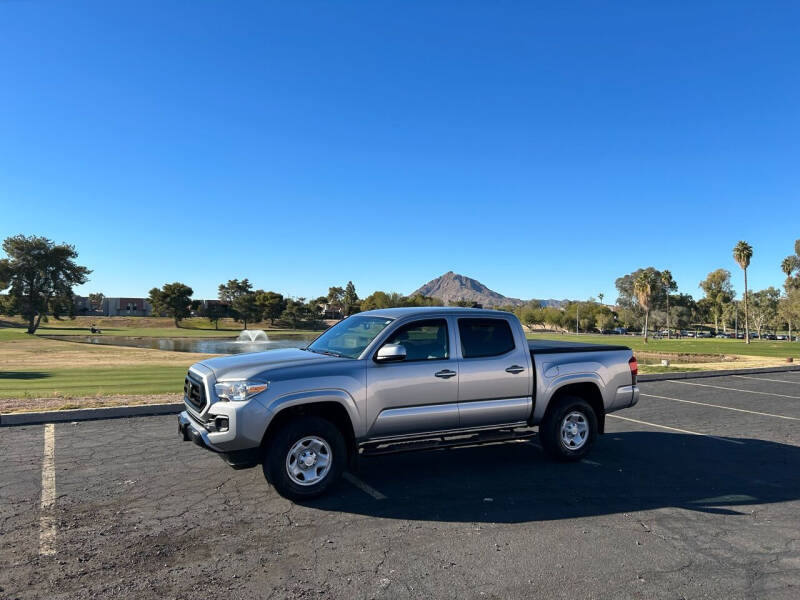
<box><xmin>214</xmin><ymin>381</ymin><xmax>269</xmax><ymax>402</ymax></box>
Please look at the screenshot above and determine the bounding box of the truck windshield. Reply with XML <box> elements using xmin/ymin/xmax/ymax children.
<box><xmin>306</xmin><ymin>315</ymin><xmax>394</xmax><ymax>359</ymax></box>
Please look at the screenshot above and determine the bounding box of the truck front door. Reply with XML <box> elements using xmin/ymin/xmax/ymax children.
<box><xmin>365</xmin><ymin>318</ymin><xmax>459</xmax><ymax>437</ymax></box>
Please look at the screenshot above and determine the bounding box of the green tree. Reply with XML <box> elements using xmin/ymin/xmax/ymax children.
<box><xmin>148</xmin><ymin>282</ymin><xmax>193</xmax><ymax>327</ymax></box>
<box><xmin>198</xmin><ymin>301</ymin><xmax>227</xmax><ymax>330</ymax></box>
<box><xmin>519</xmin><ymin>305</ymin><xmax>544</xmax><ymax>331</ymax></box>
<box><xmin>733</xmin><ymin>241</ymin><xmax>754</xmax><ymax>343</ymax></box>
<box><xmin>326</xmin><ymin>286</ymin><xmax>345</xmax><ymax>318</ymax></box>
<box><xmin>748</xmin><ymin>288</ymin><xmax>779</xmax><ymax>338</ymax></box>
<box><xmin>615</xmin><ymin>268</ymin><xmax>666</xmax><ymax>311</ymax></box>
<box><xmin>634</xmin><ymin>270</ymin><xmax>655</xmax><ymax>342</ymax></box>
<box><xmin>88</xmin><ymin>292</ymin><xmax>104</xmax><ymax>311</ymax></box>
<box><xmin>595</xmin><ymin>309</ymin><xmax>614</xmax><ymax>332</ymax></box>
<box><xmin>778</xmin><ymin>289</ymin><xmax>800</xmax><ymax>341</ymax></box>
<box><xmin>699</xmin><ymin>269</ymin><xmax>734</xmax><ymax>333</ymax></box>
<box><xmin>781</xmin><ymin>241</ymin><xmax>800</xmax><ymax>290</ymax></box>
<box><xmin>255</xmin><ymin>291</ymin><xmax>286</xmax><ymax>325</ymax></box>
<box><xmin>360</xmin><ymin>291</ymin><xmax>394</xmax><ymax>311</ymax></box>
<box><xmin>218</xmin><ymin>278</ymin><xmax>253</xmax><ymax>303</ymax></box>
<box><xmin>281</xmin><ymin>298</ymin><xmax>316</xmax><ymax>329</ymax></box>
<box><xmin>343</xmin><ymin>281</ymin><xmax>359</xmax><ymax>316</ymax></box>
<box><xmin>0</xmin><ymin>235</ymin><xmax>91</xmax><ymax>333</ymax></box>
<box><xmin>218</xmin><ymin>278</ymin><xmax>254</xmax><ymax>324</ymax></box>
<box><xmin>232</xmin><ymin>292</ymin><xmax>262</xmax><ymax>329</ymax></box>
<box><xmin>660</xmin><ymin>270</ymin><xmax>677</xmax><ymax>338</ymax></box>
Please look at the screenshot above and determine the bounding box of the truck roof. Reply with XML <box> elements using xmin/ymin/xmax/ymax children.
<box><xmin>358</xmin><ymin>306</ymin><xmax>512</xmax><ymax>319</ymax></box>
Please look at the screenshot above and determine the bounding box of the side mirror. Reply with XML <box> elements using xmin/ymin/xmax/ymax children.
<box><xmin>375</xmin><ymin>343</ymin><xmax>407</xmax><ymax>363</ymax></box>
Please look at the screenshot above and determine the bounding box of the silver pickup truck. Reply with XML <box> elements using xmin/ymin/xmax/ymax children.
<box><xmin>178</xmin><ymin>307</ymin><xmax>639</xmax><ymax>500</ymax></box>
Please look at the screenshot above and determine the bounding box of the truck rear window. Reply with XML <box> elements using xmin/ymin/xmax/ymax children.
<box><xmin>458</xmin><ymin>318</ymin><xmax>515</xmax><ymax>358</ymax></box>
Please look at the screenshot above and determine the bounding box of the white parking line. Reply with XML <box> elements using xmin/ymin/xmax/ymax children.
<box><xmin>581</xmin><ymin>459</ymin><xmax>602</xmax><ymax>466</ymax></box>
<box><xmin>342</xmin><ymin>472</ymin><xmax>387</xmax><ymax>500</ymax></box>
<box><xmin>39</xmin><ymin>424</ymin><xmax>56</xmax><ymax>556</ymax></box>
<box><xmin>607</xmin><ymin>414</ymin><xmax>744</xmax><ymax>445</ymax></box>
<box><xmin>733</xmin><ymin>375</ymin><xmax>800</xmax><ymax>385</ymax></box>
<box><xmin>666</xmin><ymin>379</ymin><xmax>800</xmax><ymax>399</ymax></box>
<box><xmin>642</xmin><ymin>393</ymin><xmax>800</xmax><ymax>421</ymax></box>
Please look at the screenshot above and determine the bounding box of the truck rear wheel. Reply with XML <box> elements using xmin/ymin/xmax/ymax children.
<box><xmin>263</xmin><ymin>416</ymin><xmax>346</xmax><ymax>501</ymax></box>
<box><xmin>539</xmin><ymin>396</ymin><xmax>598</xmax><ymax>461</ymax></box>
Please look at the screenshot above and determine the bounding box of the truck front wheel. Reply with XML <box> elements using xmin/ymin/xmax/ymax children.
<box><xmin>263</xmin><ymin>416</ymin><xmax>347</xmax><ymax>500</ymax></box>
<box><xmin>539</xmin><ymin>396</ymin><xmax>598</xmax><ymax>461</ymax></box>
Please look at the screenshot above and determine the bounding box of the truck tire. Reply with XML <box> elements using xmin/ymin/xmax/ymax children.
<box><xmin>539</xmin><ymin>395</ymin><xmax>598</xmax><ymax>461</ymax></box>
<box><xmin>263</xmin><ymin>416</ymin><xmax>347</xmax><ymax>501</ymax></box>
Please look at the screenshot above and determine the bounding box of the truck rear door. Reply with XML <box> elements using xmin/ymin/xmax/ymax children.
<box><xmin>455</xmin><ymin>316</ymin><xmax>532</xmax><ymax>427</ymax></box>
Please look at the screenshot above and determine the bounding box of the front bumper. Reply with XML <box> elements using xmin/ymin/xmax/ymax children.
<box><xmin>178</xmin><ymin>411</ymin><xmax>220</xmax><ymax>452</ymax></box>
<box><xmin>178</xmin><ymin>411</ymin><xmax>264</xmax><ymax>468</ymax></box>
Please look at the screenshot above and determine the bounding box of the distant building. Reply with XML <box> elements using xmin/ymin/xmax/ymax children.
<box><xmin>102</xmin><ymin>297</ymin><xmax>153</xmax><ymax>317</ymax></box>
<box><xmin>72</xmin><ymin>296</ymin><xmax>98</xmax><ymax>315</ymax></box>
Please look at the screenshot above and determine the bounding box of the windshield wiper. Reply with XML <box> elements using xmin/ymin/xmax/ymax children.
<box><xmin>306</xmin><ymin>348</ymin><xmax>344</xmax><ymax>358</ymax></box>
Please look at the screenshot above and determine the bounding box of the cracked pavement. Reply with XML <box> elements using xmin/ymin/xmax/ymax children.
<box><xmin>1</xmin><ymin>372</ymin><xmax>799</xmax><ymax>599</ymax></box>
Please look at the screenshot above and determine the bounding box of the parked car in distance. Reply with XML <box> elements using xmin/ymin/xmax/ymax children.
<box><xmin>178</xmin><ymin>308</ymin><xmax>640</xmax><ymax>500</ymax></box>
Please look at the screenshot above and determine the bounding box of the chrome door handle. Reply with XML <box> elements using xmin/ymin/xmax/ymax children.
<box><xmin>434</xmin><ymin>369</ymin><xmax>457</xmax><ymax>379</ymax></box>
<box><xmin>505</xmin><ymin>365</ymin><xmax>525</xmax><ymax>374</ymax></box>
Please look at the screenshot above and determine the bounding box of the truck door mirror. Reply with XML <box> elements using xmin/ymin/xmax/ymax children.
<box><xmin>375</xmin><ymin>343</ymin><xmax>407</xmax><ymax>363</ymax></box>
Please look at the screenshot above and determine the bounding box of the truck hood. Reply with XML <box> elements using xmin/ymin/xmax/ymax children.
<box><xmin>198</xmin><ymin>348</ymin><xmax>340</xmax><ymax>380</ymax></box>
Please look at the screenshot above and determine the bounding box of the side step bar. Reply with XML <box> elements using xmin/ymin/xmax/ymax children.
<box><xmin>358</xmin><ymin>427</ymin><xmax>537</xmax><ymax>456</ymax></box>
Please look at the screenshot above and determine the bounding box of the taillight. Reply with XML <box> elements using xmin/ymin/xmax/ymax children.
<box><xmin>628</xmin><ymin>356</ymin><xmax>638</xmax><ymax>384</ymax></box>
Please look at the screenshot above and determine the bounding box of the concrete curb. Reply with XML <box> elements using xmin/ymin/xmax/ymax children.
<box><xmin>638</xmin><ymin>364</ymin><xmax>800</xmax><ymax>382</ymax></box>
<box><xmin>0</xmin><ymin>403</ymin><xmax>183</xmax><ymax>426</ymax></box>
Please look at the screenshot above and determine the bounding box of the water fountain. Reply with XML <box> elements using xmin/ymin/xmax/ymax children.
<box><xmin>236</xmin><ymin>329</ymin><xmax>269</xmax><ymax>343</ymax></box>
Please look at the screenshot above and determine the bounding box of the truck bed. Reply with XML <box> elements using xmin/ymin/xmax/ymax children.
<box><xmin>528</xmin><ymin>339</ymin><xmax>631</xmax><ymax>355</ymax></box>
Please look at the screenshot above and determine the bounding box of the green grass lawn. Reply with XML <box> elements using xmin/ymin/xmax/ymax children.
<box><xmin>0</xmin><ymin>365</ymin><xmax>188</xmax><ymax>398</ymax></box>
<box><xmin>0</xmin><ymin>328</ymin><xmax>35</xmax><ymax>341</ymax></box>
<box><xmin>527</xmin><ymin>332</ymin><xmax>800</xmax><ymax>359</ymax></box>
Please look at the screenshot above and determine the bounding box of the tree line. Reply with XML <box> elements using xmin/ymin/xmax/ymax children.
<box><xmin>146</xmin><ymin>279</ymin><xmax>448</xmax><ymax>329</ymax></box>
<box><xmin>3</xmin><ymin>233</ymin><xmax>800</xmax><ymax>339</ymax></box>
<box><xmin>509</xmin><ymin>239</ymin><xmax>800</xmax><ymax>343</ymax></box>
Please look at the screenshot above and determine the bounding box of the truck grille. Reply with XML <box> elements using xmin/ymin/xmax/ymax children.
<box><xmin>184</xmin><ymin>373</ymin><xmax>206</xmax><ymax>412</ymax></box>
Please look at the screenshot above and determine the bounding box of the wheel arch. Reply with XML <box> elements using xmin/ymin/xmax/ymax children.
<box><xmin>261</xmin><ymin>396</ymin><xmax>357</xmax><ymax>457</ymax></box>
<box><xmin>542</xmin><ymin>381</ymin><xmax>605</xmax><ymax>434</ymax></box>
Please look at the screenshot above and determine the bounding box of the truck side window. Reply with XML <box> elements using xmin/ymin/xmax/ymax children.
<box><xmin>458</xmin><ymin>318</ymin><xmax>515</xmax><ymax>358</ymax></box>
<box><xmin>383</xmin><ymin>319</ymin><xmax>449</xmax><ymax>361</ymax></box>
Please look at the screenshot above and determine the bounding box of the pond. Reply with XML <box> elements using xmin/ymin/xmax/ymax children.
<box><xmin>44</xmin><ymin>332</ymin><xmax>320</xmax><ymax>355</ymax></box>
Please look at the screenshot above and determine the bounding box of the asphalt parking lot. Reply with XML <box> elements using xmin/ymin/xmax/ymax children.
<box><xmin>2</xmin><ymin>372</ymin><xmax>800</xmax><ymax>600</ymax></box>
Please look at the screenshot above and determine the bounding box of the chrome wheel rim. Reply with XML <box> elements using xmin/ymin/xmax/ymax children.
<box><xmin>560</xmin><ymin>411</ymin><xmax>589</xmax><ymax>450</ymax></box>
<box><xmin>285</xmin><ymin>436</ymin><xmax>332</xmax><ymax>486</ymax></box>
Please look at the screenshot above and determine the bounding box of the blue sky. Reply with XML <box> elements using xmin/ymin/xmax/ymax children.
<box><xmin>1</xmin><ymin>1</ymin><xmax>798</xmax><ymax>303</ymax></box>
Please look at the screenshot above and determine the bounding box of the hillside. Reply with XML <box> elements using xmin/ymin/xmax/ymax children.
<box><xmin>411</xmin><ymin>272</ymin><xmax>522</xmax><ymax>307</ymax></box>
<box><xmin>412</xmin><ymin>272</ymin><xmax>568</xmax><ymax>308</ymax></box>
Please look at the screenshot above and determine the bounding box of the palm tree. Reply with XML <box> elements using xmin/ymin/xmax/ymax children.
<box><xmin>598</xmin><ymin>293</ymin><xmax>604</xmax><ymax>305</ymax></box>
<box><xmin>660</xmin><ymin>269</ymin><xmax>676</xmax><ymax>339</ymax></box>
<box><xmin>733</xmin><ymin>241</ymin><xmax>753</xmax><ymax>344</ymax></box>
<box><xmin>634</xmin><ymin>271</ymin><xmax>654</xmax><ymax>343</ymax></box>
<box><xmin>782</xmin><ymin>256</ymin><xmax>798</xmax><ymax>285</ymax></box>
<box><xmin>781</xmin><ymin>256</ymin><xmax>797</xmax><ymax>342</ymax></box>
